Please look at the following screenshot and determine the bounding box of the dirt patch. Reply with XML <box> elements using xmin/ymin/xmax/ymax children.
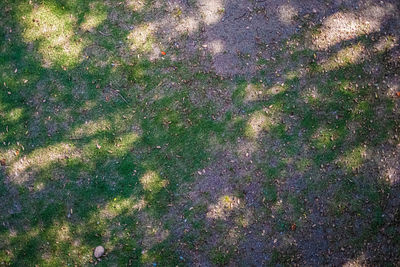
<box><xmin>131</xmin><ymin>0</ymin><xmax>400</xmax><ymax>264</ymax></box>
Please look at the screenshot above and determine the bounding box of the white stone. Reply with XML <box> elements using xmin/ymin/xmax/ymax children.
<box><xmin>94</xmin><ymin>246</ymin><xmax>105</xmax><ymax>258</ymax></box>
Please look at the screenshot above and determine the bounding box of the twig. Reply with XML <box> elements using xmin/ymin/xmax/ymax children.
<box><xmin>234</xmin><ymin>12</ymin><xmax>247</xmax><ymax>20</ymax></box>
<box><xmin>116</xmin><ymin>91</ymin><xmax>129</xmax><ymax>105</ymax></box>
<box><xmin>98</xmin><ymin>30</ymin><xmax>111</xmax><ymax>36</ymax></box>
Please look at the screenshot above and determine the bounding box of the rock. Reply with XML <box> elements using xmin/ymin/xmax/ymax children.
<box><xmin>94</xmin><ymin>246</ymin><xmax>105</xmax><ymax>258</ymax></box>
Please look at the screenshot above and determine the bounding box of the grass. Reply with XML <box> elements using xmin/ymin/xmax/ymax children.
<box><xmin>1</xmin><ymin>0</ymin><xmax>399</xmax><ymax>266</ymax></box>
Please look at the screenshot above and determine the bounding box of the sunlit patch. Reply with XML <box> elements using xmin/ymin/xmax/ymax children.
<box><xmin>6</xmin><ymin>108</ymin><xmax>23</xmax><ymax>122</ymax></box>
<box><xmin>140</xmin><ymin>171</ymin><xmax>168</xmax><ymax>193</ymax></box>
<box><xmin>80</xmin><ymin>2</ymin><xmax>107</xmax><ymax>32</ymax></box>
<box><xmin>55</xmin><ymin>223</ymin><xmax>71</xmax><ymax>242</ymax></box>
<box><xmin>207</xmin><ymin>195</ymin><xmax>241</xmax><ymax>220</ymax></box>
<box><xmin>175</xmin><ymin>16</ymin><xmax>200</xmax><ymax>34</ymax></box>
<box><xmin>244</xmin><ymin>83</ymin><xmax>263</xmax><ymax>103</ymax></box>
<box><xmin>81</xmin><ymin>129</ymin><xmax>140</xmax><ymax>159</ymax></box>
<box><xmin>267</xmin><ymin>84</ymin><xmax>286</xmax><ymax>96</ymax></box>
<box><xmin>313</xmin><ymin>4</ymin><xmax>394</xmax><ymax>50</ymax></box>
<box><xmin>277</xmin><ymin>4</ymin><xmax>297</xmax><ymax>25</ymax></box>
<box><xmin>127</xmin><ymin>23</ymin><xmax>155</xmax><ymax>52</ymax></box>
<box><xmin>101</xmin><ymin>197</ymin><xmax>147</xmax><ymax>220</ymax></box>
<box><xmin>71</xmin><ymin>119</ymin><xmax>111</xmax><ymax>139</ymax></box>
<box><xmin>343</xmin><ymin>253</ymin><xmax>366</xmax><ymax>266</ymax></box>
<box><xmin>113</xmin><ymin>132</ymin><xmax>140</xmax><ymax>154</ymax></box>
<box><xmin>313</xmin><ymin>12</ymin><xmax>368</xmax><ymax>50</ymax></box>
<box><xmin>284</xmin><ymin>70</ymin><xmax>300</xmax><ymax>80</ymax></box>
<box><xmin>208</xmin><ymin>39</ymin><xmax>224</xmax><ymax>54</ymax></box>
<box><xmin>126</xmin><ymin>0</ymin><xmax>145</xmax><ymax>12</ymax></box>
<box><xmin>74</xmin><ymin>113</ymin><xmax>141</xmax><ymax>155</ymax></box>
<box><xmin>385</xmin><ymin>167</ymin><xmax>399</xmax><ymax>185</ymax></box>
<box><xmin>34</xmin><ymin>181</ymin><xmax>45</xmax><ymax>191</ymax></box>
<box><xmin>148</xmin><ymin>45</ymin><xmax>162</xmax><ymax>61</ymax></box>
<box><xmin>321</xmin><ymin>44</ymin><xmax>366</xmax><ymax>71</ymax></box>
<box><xmin>245</xmin><ymin>82</ymin><xmax>287</xmax><ymax>104</ymax></box>
<box><xmin>374</xmin><ymin>35</ymin><xmax>397</xmax><ymax>52</ymax></box>
<box><xmin>21</xmin><ymin>5</ymin><xmax>84</xmax><ymax>67</ymax></box>
<box><xmin>338</xmin><ymin>146</ymin><xmax>367</xmax><ymax>170</ymax></box>
<box><xmin>246</xmin><ymin>111</ymin><xmax>270</xmax><ymax>138</ymax></box>
<box><xmin>9</xmin><ymin>143</ymin><xmax>81</xmax><ymax>185</ymax></box>
<box><xmin>199</xmin><ymin>0</ymin><xmax>224</xmax><ymax>25</ymax></box>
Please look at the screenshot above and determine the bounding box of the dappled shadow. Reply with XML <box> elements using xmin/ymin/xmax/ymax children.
<box><xmin>0</xmin><ymin>0</ymin><xmax>399</xmax><ymax>266</ymax></box>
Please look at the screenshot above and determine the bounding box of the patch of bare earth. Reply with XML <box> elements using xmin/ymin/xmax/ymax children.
<box><xmin>141</xmin><ymin>0</ymin><xmax>400</xmax><ymax>265</ymax></box>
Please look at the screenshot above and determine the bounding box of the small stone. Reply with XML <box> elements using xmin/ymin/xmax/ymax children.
<box><xmin>94</xmin><ymin>246</ymin><xmax>105</xmax><ymax>258</ymax></box>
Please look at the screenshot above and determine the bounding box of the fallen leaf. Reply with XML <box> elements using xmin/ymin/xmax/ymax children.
<box><xmin>96</xmin><ymin>144</ymin><xmax>102</xmax><ymax>149</ymax></box>
<box><xmin>291</xmin><ymin>223</ymin><xmax>296</xmax><ymax>231</ymax></box>
<box><xmin>15</xmin><ymin>150</ymin><xmax>19</xmax><ymax>156</ymax></box>
<box><xmin>396</xmin><ymin>91</ymin><xmax>400</xmax><ymax>97</ymax></box>
<box><xmin>0</xmin><ymin>159</ymin><xmax>6</xmax><ymax>166</ymax></box>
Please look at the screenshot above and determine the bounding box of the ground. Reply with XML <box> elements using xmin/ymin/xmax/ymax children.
<box><xmin>0</xmin><ymin>0</ymin><xmax>400</xmax><ymax>266</ymax></box>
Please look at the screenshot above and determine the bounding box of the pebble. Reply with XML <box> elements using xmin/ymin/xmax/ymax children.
<box><xmin>94</xmin><ymin>246</ymin><xmax>105</xmax><ymax>258</ymax></box>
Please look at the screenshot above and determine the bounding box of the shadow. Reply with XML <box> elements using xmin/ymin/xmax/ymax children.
<box><xmin>0</xmin><ymin>0</ymin><xmax>399</xmax><ymax>266</ymax></box>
